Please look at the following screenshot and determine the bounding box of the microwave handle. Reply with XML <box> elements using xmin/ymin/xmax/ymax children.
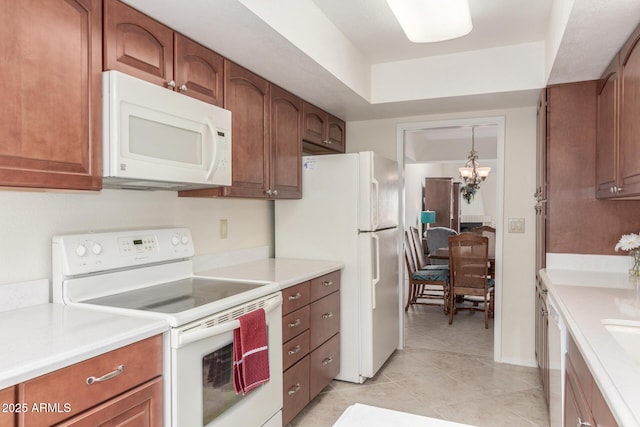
<box><xmin>204</xmin><ymin>118</ymin><xmax>218</xmax><ymax>180</ymax></box>
<box><xmin>174</xmin><ymin>295</ymin><xmax>281</xmax><ymax>348</ymax></box>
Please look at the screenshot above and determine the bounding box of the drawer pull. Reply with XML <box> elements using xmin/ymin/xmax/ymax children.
<box><xmin>322</xmin><ymin>357</ymin><xmax>333</xmax><ymax>366</ymax></box>
<box><xmin>288</xmin><ymin>319</ymin><xmax>302</xmax><ymax>328</ymax></box>
<box><xmin>287</xmin><ymin>383</ymin><xmax>301</xmax><ymax>395</ymax></box>
<box><xmin>288</xmin><ymin>292</ymin><xmax>302</xmax><ymax>301</ymax></box>
<box><xmin>322</xmin><ymin>312</ymin><xmax>334</xmax><ymax>319</ymax></box>
<box><xmin>288</xmin><ymin>345</ymin><xmax>302</xmax><ymax>356</ymax></box>
<box><xmin>576</xmin><ymin>418</ymin><xmax>591</xmax><ymax>427</ymax></box>
<box><xmin>86</xmin><ymin>364</ymin><xmax>124</xmax><ymax>385</ymax></box>
<box><xmin>322</xmin><ymin>280</ymin><xmax>334</xmax><ymax>287</ymax></box>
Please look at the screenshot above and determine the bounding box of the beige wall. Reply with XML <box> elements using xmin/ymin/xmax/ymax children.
<box><xmin>0</xmin><ymin>189</ymin><xmax>271</xmax><ymax>285</ymax></box>
<box><xmin>346</xmin><ymin>106</ymin><xmax>538</xmax><ymax>367</ymax></box>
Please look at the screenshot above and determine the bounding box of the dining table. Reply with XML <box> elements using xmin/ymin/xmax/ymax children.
<box><xmin>429</xmin><ymin>247</ymin><xmax>496</xmax><ymax>278</ymax></box>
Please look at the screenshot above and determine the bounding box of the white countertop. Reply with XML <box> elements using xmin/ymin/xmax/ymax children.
<box><xmin>195</xmin><ymin>257</ymin><xmax>344</xmax><ymax>289</ymax></box>
<box><xmin>0</xmin><ymin>303</ymin><xmax>168</xmax><ymax>389</ymax></box>
<box><xmin>540</xmin><ymin>268</ymin><xmax>640</xmax><ymax>427</ymax></box>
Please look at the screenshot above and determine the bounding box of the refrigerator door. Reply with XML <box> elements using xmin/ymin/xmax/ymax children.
<box><xmin>358</xmin><ymin>227</ymin><xmax>400</xmax><ymax>378</ymax></box>
<box><xmin>358</xmin><ymin>152</ymin><xmax>399</xmax><ymax>232</ymax></box>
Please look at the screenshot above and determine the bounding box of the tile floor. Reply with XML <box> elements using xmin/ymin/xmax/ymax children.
<box><xmin>289</xmin><ymin>304</ymin><xmax>549</xmax><ymax>427</ymax></box>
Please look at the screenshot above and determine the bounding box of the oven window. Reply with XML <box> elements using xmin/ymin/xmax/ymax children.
<box><xmin>202</xmin><ymin>343</ymin><xmax>241</xmax><ymax>424</ymax></box>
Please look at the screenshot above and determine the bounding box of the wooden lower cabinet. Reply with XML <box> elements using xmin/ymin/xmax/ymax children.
<box><xmin>281</xmin><ymin>271</ymin><xmax>341</xmax><ymax>426</ymax></box>
<box><xmin>565</xmin><ymin>334</ymin><xmax>618</xmax><ymax>427</ymax></box>
<box><xmin>15</xmin><ymin>335</ymin><xmax>162</xmax><ymax>427</ymax></box>
<box><xmin>0</xmin><ymin>386</ymin><xmax>16</xmax><ymax>427</ymax></box>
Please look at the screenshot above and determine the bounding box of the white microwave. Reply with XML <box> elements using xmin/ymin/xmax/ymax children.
<box><xmin>102</xmin><ymin>71</ymin><xmax>232</xmax><ymax>190</ymax></box>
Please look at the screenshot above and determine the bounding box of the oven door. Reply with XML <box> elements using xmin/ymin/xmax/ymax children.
<box><xmin>171</xmin><ymin>292</ymin><xmax>282</xmax><ymax>427</ymax></box>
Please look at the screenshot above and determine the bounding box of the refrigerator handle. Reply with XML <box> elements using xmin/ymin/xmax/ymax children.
<box><xmin>371</xmin><ymin>233</ymin><xmax>380</xmax><ymax>309</ymax></box>
<box><xmin>372</xmin><ymin>177</ymin><xmax>380</xmax><ymax>230</ymax></box>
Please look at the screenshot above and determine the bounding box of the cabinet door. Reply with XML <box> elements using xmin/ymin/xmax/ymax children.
<box><xmin>0</xmin><ymin>0</ymin><xmax>102</xmax><ymax>190</ymax></box>
<box><xmin>596</xmin><ymin>59</ymin><xmax>620</xmax><ymax>198</ymax></box>
<box><xmin>619</xmin><ymin>29</ymin><xmax>640</xmax><ymax>196</ymax></box>
<box><xmin>565</xmin><ymin>360</ymin><xmax>592</xmax><ymax>427</ymax></box>
<box><xmin>219</xmin><ymin>61</ymin><xmax>270</xmax><ymax>198</ymax></box>
<box><xmin>424</xmin><ymin>178</ymin><xmax>455</xmax><ymax>230</ymax></box>
<box><xmin>309</xmin><ymin>292</ymin><xmax>340</xmax><ymax>350</ymax></box>
<box><xmin>302</xmin><ymin>102</ymin><xmax>327</xmax><ymax>146</ymax></box>
<box><xmin>535</xmin><ymin>89</ymin><xmax>547</xmax><ymax>270</ymax></box>
<box><xmin>326</xmin><ymin>114</ymin><xmax>346</xmax><ymax>153</ymax></box>
<box><xmin>174</xmin><ymin>33</ymin><xmax>224</xmax><ymax>106</ymax></box>
<box><xmin>56</xmin><ymin>377</ymin><xmax>163</xmax><ymax>427</ymax></box>
<box><xmin>104</xmin><ymin>0</ymin><xmax>174</xmax><ymax>88</ymax></box>
<box><xmin>309</xmin><ymin>333</ymin><xmax>340</xmax><ymax>399</ymax></box>
<box><xmin>0</xmin><ymin>386</ymin><xmax>15</xmax><ymax>427</ymax></box>
<box><xmin>282</xmin><ymin>356</ymin><xmax>310</xmax><ymax>426</ymax></box>
<box><xmin>270</xmin><ymin>85</ymin><xmax>302</xmax><ymax>199</ymax></box>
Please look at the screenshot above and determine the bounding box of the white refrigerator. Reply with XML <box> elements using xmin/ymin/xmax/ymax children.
<box><xmin>275</xmin><ymin>151</ymin><xmax>400</xmax><ymax>384</ymax></box>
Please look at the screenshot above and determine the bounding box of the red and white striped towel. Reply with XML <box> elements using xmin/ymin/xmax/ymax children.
<box><xmin>233</xmin><ymin>308</ymin><xmax>270</xmax><ymax>395</ymax></box>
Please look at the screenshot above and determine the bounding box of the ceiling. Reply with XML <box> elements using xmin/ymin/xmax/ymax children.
<box><xmin>122</xmin><ymin>0</ymin><xmax>640</xmax><ymax>121</ymax></box>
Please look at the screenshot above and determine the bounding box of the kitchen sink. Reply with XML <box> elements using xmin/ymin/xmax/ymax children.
<box><xmin>602</xmin><ymin>320</ymin><xmax>640</xmax><ymax>366</ymax></box>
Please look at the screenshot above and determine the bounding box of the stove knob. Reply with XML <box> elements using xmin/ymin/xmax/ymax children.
<box><xmin>75</xmin><ymin>244</ymin><xmax>87</xmax><ymax>257</ymax></box>
<box><xmin>171</xmin><ymin>235</ymin><xmax>180</xmax><ymax>246</ymax></box>
<box><xmin>180</xmin><ymin>235</ymin><xmax>189</xmax><ymax>245</ymax></box>
<box><xmin>91</xmin><ymin>242</ymin><xmax>103</xmax><ymax>255</ymax></box>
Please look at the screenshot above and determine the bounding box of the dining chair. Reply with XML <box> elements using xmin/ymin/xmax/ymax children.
<box><xmin>425</xmin><ymin>227</ymin><xmax>458</xmax><ymax>265</ymax></box>
<box><xmin>469</xmin><ymin>225</ymin><xmax>496</xmax><ymax>278</ymax></box>
<box><xmin>447</xmin><ymin>233</ymin><xmax>494</xmax><ymax>328</ymax></box>
<box><xmin>409</xmin><ymin>226</ymin><xmax>430</xmax><ymax>268</ymax></box>
<box><xmin>404</xmin><ymin>231</ymin><xmax>450</xmax><ymax>313</ymax></box>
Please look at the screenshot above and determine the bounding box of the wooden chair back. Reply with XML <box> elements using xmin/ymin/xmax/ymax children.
<box><xmin>409</xmin><ymin>226</ymin><xmax>428</xmax><ymax>268</ymax></box>
<box><xmin>447</xmin><ymin>232</ymin><xmax>493</xmax><ymax>328</ymax></box>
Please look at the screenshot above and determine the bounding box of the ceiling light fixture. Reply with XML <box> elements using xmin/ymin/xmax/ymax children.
<box><xmin>386</xmin><ymin>0</ymin><xmax>472</xmax><ymax>43</ymax></box>
<box><xmin>459</xmin><ymin>126</ymin><xmax>490</xmax><ymax>204</ymax></box>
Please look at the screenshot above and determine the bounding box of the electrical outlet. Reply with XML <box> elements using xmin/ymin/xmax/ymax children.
<box><xmin>219</xmin><ymin>219</ymin><xmax>228</xmax><ymax>239</ymax></box>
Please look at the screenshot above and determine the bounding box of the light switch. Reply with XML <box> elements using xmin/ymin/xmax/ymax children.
<box><xmin>219</xmin><ymin>219</ymin><xmax>228</xmax><ymax>239</ymax></box>
<box><xmin>508</xmin><ymin>218</ymin><xmax>525</xmax><ymax>233</ymax></box>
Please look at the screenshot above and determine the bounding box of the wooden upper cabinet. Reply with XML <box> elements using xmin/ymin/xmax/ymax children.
<box><xmin>596</xmin><ymin>57</ymin><xmax>620</xmax><ymax>198</ymax></box>
<box><xmin>103</xmin><ymin>0</ymin><xmax>174</xmax><ymax>86</ymax></box>
<box><xmin>619</xmin><ymin>26</ymin><xmax>640</xmax><ymax>197</ymax></box>
<box><xmin>174</xmin><ymin>33</ymin><xmax>224</xmax><ymax>106</ymax></box>
<box><xmin>302</xmin><ymin>102</ymin><xmax>346</xmax><ymax>154</ymax></box>
<box><xmin>270</xmin><ymin>85</ymin><xmax>302</xmax><ymax>199</ymax></box>
<box><xmin>0</xmin><ymin>386</ymin><xmax>15</xmax><ymax>427</ymax></box>
<box><xmin>0</xmin><ymin>0</ymin><xmax>102</xmax><ymax>190</ymax></box>
<box><xmin>104</xmin><ymin>0</ymin><xmax>223</xmax><ymax>106</ymax></box>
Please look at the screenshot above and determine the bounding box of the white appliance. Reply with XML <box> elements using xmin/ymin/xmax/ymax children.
<box><xmin>275</xmin><ymin>152</ymin><xmax>400</xmax><ymax>383</ymax></box>
<box><xmin>52</xmin><ymin>228</ymin><xmax>282</xmax><ymax>427</ymax></box>
<box><xmin>548</xmin><ymin>296</ymin><xmax>566</xmax><ymax>427</ymax></box>
<box><xmin>103</xmin><ymin>71</ymin><xmax>232</xmax><ymax>190</ymax></box>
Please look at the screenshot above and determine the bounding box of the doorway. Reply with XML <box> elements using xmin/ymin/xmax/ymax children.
<box><xmin>396</xmin><ymin>116</ymin><xmax>505</xmax><ymax>362</ymax></box>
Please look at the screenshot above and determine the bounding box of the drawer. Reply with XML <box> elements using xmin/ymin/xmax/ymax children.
<box><xmin>19</xmin><ymin>335</ymin><xmax>162</xmax><ymax>426</ymax></box>
<box><xmin>309</xmin><ymin>271</ymin><xmax>340</xmax><ymax>302</ymax></box>
<box><xmin>0</xmin><ymin>386</ymin><xmax>15</xmax><ymax>427</ymax></box>
<box><xmin>282</xmin><ymin>305</ymin><xmax>310</xmax><ymax>343</ymax></box>
<box><xmin>282</xmin><ymin>282</ymin><xmax>310</xmax><ymax>315</ymax></box>
<box><xmin>309</xmin><ymin>333</ymin><xmax>340</xmax><ymax>399</ymax></box>
<box><xmin>283</xmin><ymin>356</ymin><xmax>310</xmax><ymax>426</ymax></box>
<box><xmin>283</xmin><ymin>330</ymin><xmax>310</xmax><ymax>371</ymax></box>
<box><xmin>567</xmin><ymin>333</ymin><xmax>592</xmax><ymax>403</ymax></box>
<box><xmin>309</xmin><ymin>291</ymin><xmax>340</xmax><ymax>350</ymax></box>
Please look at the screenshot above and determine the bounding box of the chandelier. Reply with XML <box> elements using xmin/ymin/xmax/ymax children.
<box><xmin>459</xmin><ymin>126</ymin><xmax>491</xmax><ymax>204</ymax></box>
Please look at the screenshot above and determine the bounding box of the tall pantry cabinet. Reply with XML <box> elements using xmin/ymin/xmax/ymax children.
<box><xmin>0</xmin><ymin>0</ymin><xmax>102</xmax><ymax>190</ymax></box>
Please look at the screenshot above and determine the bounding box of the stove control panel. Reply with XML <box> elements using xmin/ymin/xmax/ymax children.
<box><xmin>53</xmin><ymin>227</ymin><xmax>194</xmax><ymax>276</ymax></box>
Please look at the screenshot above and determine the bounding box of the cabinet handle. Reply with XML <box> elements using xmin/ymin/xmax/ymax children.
<box><xmin>287</xmin><ymin>383</ymin><xmax>301</xmax><ymax>395</ymax></box>
<box><xmin>322</xmin><ymin>357</ymin><xmax>333</xmax><ymax>366</ymax></box>
<box><xmin>265</xmin><ymin>189</ymin><xmax>273</xmax><ymax>196</ymax></box>
<box><xmin>272</xmin><ymin>189</ymin><xmax>278</xmax><ymax>196</ymax></box>
<box><xmin>322</xmin><ymin>139</ymin><xmax>332</xmax><ymax>145</ymax></box>
<box><xmin>541</xmin><ymin>308</ymin><xmax>548</xmax><ymax>317</ymax></box>
<box><xmin>576</xmin><ymin>418</ymin><xmax>591</xmax><ymax>427</ymax></box>
<box><xmin>86</xmin><ymin>365</ymin><xmax>124</xmax><ymax>385</ymax></box>
<box><xmin>322</xmin><ymin>312</ymin><xmax>334</xmax><ymax>319</ymax></box>
<box><xmin>322</xmin><ymin>280</ymin><xmax>334</xmax><ymax>287</ymax></box>
<box><xmin>288</xmin><ymin>319</ymin><xmax>302</xmax><ymax>328</ymax></box>
<box><xmin>179</xmin><ymin>84</ymin><xmax>188</xmax><ymax>92</ymax></box>
<box><xmin>288</xmin><ymin>345</ymin><xmax>302</xmax><ymax>356</ymax></box>
<box><xmin>288</xmin><ymin>292</ymin><xmax>302</xmax><ymax>301</ymax></box>
<box><xmin>167</xmin><ymin>80</ymin><xmax>176</xmax><ymax>89</ymax></box>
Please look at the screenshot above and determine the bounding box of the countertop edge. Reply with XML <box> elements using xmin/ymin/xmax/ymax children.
<box><xmin>540</xmin><ymin>269</ymin><xmax>640</xmax><ymax>427</ymax></box>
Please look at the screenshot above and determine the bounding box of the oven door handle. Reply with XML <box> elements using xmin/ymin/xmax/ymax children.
<box><xmin>174</xmin><ymin>295</ymin><xmax>281</xmax><ymax>348</ymax></box>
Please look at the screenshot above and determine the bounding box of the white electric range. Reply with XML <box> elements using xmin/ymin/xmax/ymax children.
<box><xmin>52</xmin><ymin>227</ymin><xmax>283</xmax><ymax>427</ymax></box>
